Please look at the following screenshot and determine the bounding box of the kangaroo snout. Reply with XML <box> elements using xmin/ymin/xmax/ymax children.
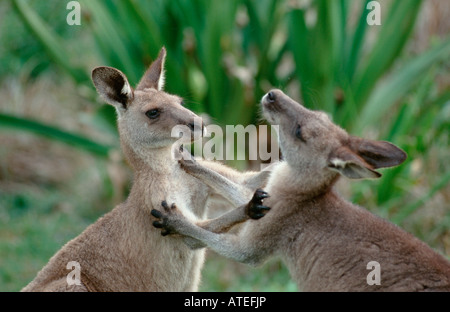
<box><xmin>261</xmin><ymin>89</ymin><xmax>283</xmax><ymax>111</ymax></box>
<box><xmin>188</xmin><ymin>120</ymin><xmax>205</xmax><ymax>135</ymax></box>
<box><xmin>261</xmin><ymin>89</ymin><xmax>301</xmax><ymax>124</ymax></box>
<box><xmin>262</xmin><ymin>89</ymin><xmax>301</xmax><ymax>114</ymax></box>
<box><xmin>188</xmin><ymin>118</ymin><xmax>207</xmax><ymax>139</ymax></box>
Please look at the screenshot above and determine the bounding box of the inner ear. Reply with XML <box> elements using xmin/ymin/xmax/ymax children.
<box><xmin>91</xmin><ymin>66</ymin><xmax>133</xmax><ymax>111</ymax></box>
<box><xmin>350</xmin><ymin>136</ymin><xmax>407</xmax><ymax>169</ymax></box>
<box><xmin>136</xmin><ymin>47</ymin><xmax>166</xmax><ymax>91</ymax></box>
<box><xmin>328</xmin><ymin>146</ymin><xmax>381</xmax><ymax>180</ymax></box>
<box><xmin>329</xmin><ymin>161</ymin><xmax>381</xmax><ymax>179</ymax></box>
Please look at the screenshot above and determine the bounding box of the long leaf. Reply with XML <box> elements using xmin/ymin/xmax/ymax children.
<box><xmin>353</xmin><ymin>0</ymin><xmax>423</xmax><ymax>106</ymax></box>
<box><xmin>345</xmin><ymin>0</ymin><xmax>371</xmax><ymax>82</ymax></box>
<box><xmin>355</xmin><ymin>38</ymin><xmax>450</xmax><ymax>133</ymax></box>
<box><xmin>0</xmin><ymin>113</ymin><xmax>112</xmax><ymax>157</ymax></box>
<box><xmin>81</xmin><ymin>0</ymin><xmax>140</xmax><ymax>84</ymax></box>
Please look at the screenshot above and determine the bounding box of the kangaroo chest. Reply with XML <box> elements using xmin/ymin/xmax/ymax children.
<box><xmin>145</xmin><ymin>168</ymin><xmax>209</xmax><ymax>221</ymax></box>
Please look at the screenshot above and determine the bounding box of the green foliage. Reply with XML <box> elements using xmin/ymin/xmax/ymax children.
<box><xmin>0</xmin><ymin>184</ymin><xmax>106</xmax><ymax>291</ymax></box>
<box><xmin>0</xmin><ymin>1</ymin><xmax>76</xmax><ymax>79</ymax></box>
<box><xmin>11</xmin><ymin>0</ymin><xmax>90</xmax><ymax>85</ymax></box>
<box><xmin>9</xmin><ymin>0</ymin><xmax>449</xmax><ymax>211</ymax></box>
<box><xmin>200</xmin><ymin>255</ymin><xmax>298</xmax><ymax>291</ymax></box>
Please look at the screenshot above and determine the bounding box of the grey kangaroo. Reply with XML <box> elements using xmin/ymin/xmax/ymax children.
<box><xmin>22</xmin><ymin>48</ymin><xmax>270</xmax><ymax>292</ymax></box>
<box><xmin>152</xmin><ymin>89</ymin><xmax>450</xmax><ymax>291</ymax></box>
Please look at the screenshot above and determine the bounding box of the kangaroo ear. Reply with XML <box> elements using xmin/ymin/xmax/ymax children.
<box><xmin>91</xmin><ymin>66</ymin><xmax>133</xmax><ymax>113</ymax></box>
<box><xmin>349</xmin><ymin>136</ymin><xmax>407</xmax><ymax>169</ymax></box>
<box><xmin>136</xmin><ymin>47</ymin><xmax>166</xmax><ymax>91</ymax></box>
<box><xmin>328</xmin><ymin>146</ymin><xmax>381</xmax><ymax>179</ymax></box>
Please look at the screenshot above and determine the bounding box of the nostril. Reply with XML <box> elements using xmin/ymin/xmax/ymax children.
<box><xmin>188</xmin><ymin>122</ymin><xmax>195</xmax><ymax>131</ymax></box>
<box><xmin>267</xmin><ymin>91</ymin><xmax>275</xmax><ymax>102</ymax></box>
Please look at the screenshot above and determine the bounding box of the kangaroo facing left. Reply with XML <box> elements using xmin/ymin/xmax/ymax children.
<box><xmin>21</xmin><ymin>47</ymin><xmax>270</xmax><ymax>292</ymax></box>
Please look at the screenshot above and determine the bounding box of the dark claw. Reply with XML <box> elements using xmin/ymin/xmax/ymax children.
<box><xmin>247</xmin><ymin>189</ymin><xmax>271</xmax><ymax>219</ymax></box>
<box><xmin>252</xmin><ymin>189</ymin><xmax>270</xmax><ymax>201</ymax></box>
<box><xmin>154</xmin><ymin>201</ymin><xmax>181</xmax><ymax>236</ymax></box>
<box><xmin>151</xmin><ymin>209</ymin><xmax>162</xmax><ymax>218</ymax></box>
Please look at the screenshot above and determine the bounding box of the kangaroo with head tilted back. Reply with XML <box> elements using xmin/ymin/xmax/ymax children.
<box><xmin>21</xmin><ymin>48</ymin><xmax>271</xmax><ymax>292</ymax></box>
<box><xmin>152</xmin><ymin>89</ymin><xmax>450</xmax><ymax>291</ymax></box>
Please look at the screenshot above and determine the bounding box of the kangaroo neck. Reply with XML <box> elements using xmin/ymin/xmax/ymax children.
<box><xmin>120</xmin><ymin>136</ymin><xmax>177</xmax><ymax>175</ymax></box>
<box><xmin>267</xmin><ymin>162</ymin><xmax>337</xmax><ymax>201</ymax></box>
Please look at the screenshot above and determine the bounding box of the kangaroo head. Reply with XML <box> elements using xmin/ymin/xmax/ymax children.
<box><xmin>261</xmin><ymin>89</ymin><xmax>407</xmax><ymax>183</ymax></box>
<box><xmin>91</xmin><ymin>47</ymin><xmax>204</xmax><ymax>160</ymax></box>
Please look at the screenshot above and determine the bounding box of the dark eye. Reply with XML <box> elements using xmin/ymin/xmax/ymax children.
<box><xmin>295</xmin><ymin>125</ymin><xmax>304</xmax><ymax>141</ymax></box>
<box><xmin>145</xmin><ymin>108</ymin><xmax>160</xmax><ymax>119</ymax></box>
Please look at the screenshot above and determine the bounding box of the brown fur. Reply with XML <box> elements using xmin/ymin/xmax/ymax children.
<box><xmin>153</xmin><ymin>89</ymin><xmax>450</xmax><ymax>291</ymax></box>
<box><xmin>21</xmin><ymin>48</ymin><xmax>269</xmax><ymax>292</ymax></box>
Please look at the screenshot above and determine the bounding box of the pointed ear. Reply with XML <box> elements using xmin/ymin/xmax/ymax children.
<box><xmin>349</xmin><ymin>136</ymin><xmax>407</xmax><ymax>169</ymax></box>
<box><xmin>91</xmin><ymin>66</ymin><xmax>133</xmax><ymax>113</ymax></box>
<box><xmin>328</xmin><ymin>146</ymin><xmax>381</xmax><ymax>179</ymax></box>
<box><xmin>136</xmin><ymin>47</ymin><xmax>166</xmax><ymax>91</ymax></box>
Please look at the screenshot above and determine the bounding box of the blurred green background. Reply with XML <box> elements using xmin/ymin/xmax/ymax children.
<box><xmin>0</xmin><ymin>0</ymin><xmax>449</xmax><ymax>291</ymax></box>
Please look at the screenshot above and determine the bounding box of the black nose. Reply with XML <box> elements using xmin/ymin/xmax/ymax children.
<box><xmin>267</xmin><ymin>91</ymin><xmax>275</xmax><ymax>102</ymax></box>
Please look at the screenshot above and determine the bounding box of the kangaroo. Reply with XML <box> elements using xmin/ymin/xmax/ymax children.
<box><xmin>152</xmin><ymin>89</ymin><xmax>450</xmax><ymax>291</ymax></box>
<box><xmin>22</xmin><ymin>47</ymin><xmax>270</xmax><ymax>292</ymax></box>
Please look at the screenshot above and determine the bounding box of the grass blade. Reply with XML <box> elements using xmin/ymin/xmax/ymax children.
<box><xmin>345</xmin><ymin>0</ymin><xmax>371</xmax><ymax>82</ymax></box>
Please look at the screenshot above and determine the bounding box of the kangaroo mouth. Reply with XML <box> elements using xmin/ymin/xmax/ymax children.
<box><xmin>171</xmin><ymin>121</ymin><xmax>205</xmax><ymax>143</ymax></box>
<box><xmin>189</xmin><ymin>123</ymin><xmax>207</xmax><ymax>142</ymax></box>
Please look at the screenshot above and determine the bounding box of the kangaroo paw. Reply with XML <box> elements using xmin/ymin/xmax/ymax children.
<box><xmin>151</xmin><ymin>201</ymin><xmax>185</xmax><ymax>236</ymax></box>
<box><xmin>176</xmin><ymin>147</ymin><xmax>201</xmax><ymax>173</ymax></box>
<box><xmin>246</xmin><ymin>188</ymin><xmax>270</xmax><ymax>220</ymax></box>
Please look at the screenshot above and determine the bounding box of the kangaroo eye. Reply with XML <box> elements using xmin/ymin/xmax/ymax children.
<box><xmin>295</xmin><ymin>125</ymin><xmax>304</xmax><ymax>141</ymax></box>
<box><xmin>145</xmin><ymin>109</ymin><xmax>160</xmax><ymax>119</ymax></box>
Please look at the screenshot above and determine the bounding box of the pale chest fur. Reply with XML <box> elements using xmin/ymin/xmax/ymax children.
<box><xmin>143</xmin><ymin>165</ymin><xmax>210</xmax><ymax>221</ymax></box>
<box><xmin>144</xmin><ymin>168</ymin><xmax>209</xmax><ymax>291</ymax></box>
